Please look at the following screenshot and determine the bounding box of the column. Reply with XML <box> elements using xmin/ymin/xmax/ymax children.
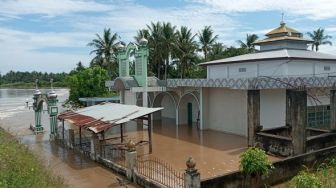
<box><xmin>184</xmin><ymin>157</ymin><xmax>200</xmax><ymax>188</ymax></box>
<box><xmin>330</xmin><ymin>89</ymin><xmax>336</xmax><ymax>130</ymax></box>
<box><xmin>90</xmin><ymin>133</ymin><xmax>99</xmax><ymax>160</ymax></box>
<box><xmin>125</xmin><ymin>140</ymin><xmax>137</xmax><ymax>181</ymax></box>
<box><xmin>247</xmin><ymin>90</ymin><xmax>260</xmax><ymax>147</ymax></box>
<box><xmin>287</xmin><ymin>89</ymin><xmax>307</xmax><ymax>155</ymax></box>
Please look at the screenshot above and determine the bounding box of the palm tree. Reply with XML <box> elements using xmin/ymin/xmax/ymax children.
<box><xmin>174</xmin><ymin>26</ymin><xmax>198</xmax><ymax>78</ymax></box>
<box><xmin>161</xmin><ymin>22</ymin><xmax>177</xmax><ymax>80</ymax></box>
<box><xmin>87</xmin><ymin>28</ymin><xmax>118</xmax><ymax>78</ymax></box>
<box><xmin>147</xmin><ymin>22</ymin><xmax>164</xmax><ymax>79</ymax></box>
<box><xmin>198</xmin><ymin>26</ymin><xmax>218</xmax><ymax>60</ymax></box>
<box><xmin>208</xmin><ymin>42</ymin><xmax>226</xmax><ymax>60</ymax></box>
<box><xmin>237</xmin><ymin>34</ymin><xmax>259</xmax><ymax>52</ymax></box>
<box><xmin>134</xmin><ymin>29</ymin><xmax>150</xmax><ymax>44</ymax></box>
<box><xmin>307</xmin><ymin>28</ymin><xmax>332</xmax><ymax>51</ymax></box>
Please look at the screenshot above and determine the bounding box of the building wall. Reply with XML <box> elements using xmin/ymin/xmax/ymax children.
<box><xmin>124</xmin><ymin>90</ymin><xmax>137</xmax><ymax>105</ymax></box>
<box><xmin>178</xmin><ymin>94</ymin><xmax>199</xmax><ymax>124</ymax></box>
<box><xmin>207</xmin><ymin>59</ymin><xmax>336</xmax><ymax>79</ymax></box>
<box><xmin>207</xmin><ymin>88</ymin><xmax>247</xmax><ymax>136</ymax></box>
<box><xmin>260</xmin><ymin>89</ymin><xmax>286</xmax><ymax>128</ymax></box>
<box><xmin>161</xmin><ymin>95</ymin><xmax>176</xmax><ymax>119</ymax></box>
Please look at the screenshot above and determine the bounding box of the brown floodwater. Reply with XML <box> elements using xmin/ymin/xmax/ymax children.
<box><xmin>0</xmin><ymin>102</ymin><xmax>137</xmax><ymax>188</ymax></box>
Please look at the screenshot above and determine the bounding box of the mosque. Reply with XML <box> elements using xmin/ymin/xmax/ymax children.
<box><xmin>107</xmin><ymin>21</ymin><xmax>336</xmax><ymax>156</ymax></box>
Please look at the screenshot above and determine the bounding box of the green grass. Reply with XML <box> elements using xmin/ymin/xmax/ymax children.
<box><xmin>275</xmin><ymin>158</ymin><xmax>336</xmax><ymax>188</ymax></box>
<box><xmin>0</xmin><ymin>128</ymin><xmax>66</xmax><ymax>188</ymax></box>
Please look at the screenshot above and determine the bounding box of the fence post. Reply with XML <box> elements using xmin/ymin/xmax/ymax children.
<box><xmin>184</xmin><ymin>157</ymin><xmax>200</xmax><ymax>188</ymax></box>
<box><xmin>67</xmin><ymin>129</ymin><xmax>75</xmax><ymax>149</ymax></box>
<box><xmin>90</xmin><ymin>132</ymin><xmax>99</xmax><ymax>160</ymax></box>
<box><xmin>125</xmin><ymin>140</ymin><xmax>137</xmax><ymax>181</ymax></box>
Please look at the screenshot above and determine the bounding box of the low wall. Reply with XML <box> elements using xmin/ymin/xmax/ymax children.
<box><xmin>307</xmin><ymin>133</ymin><xmax>336</xmax><ymax>152</ymax></box>
<box><xmin>261</xmin><ymin>126</ymin><xmax>291</xmax><ymax>137</ymax></box>
<box><xmin>256</xmin><ymin>132</ymin><xmax>293</xmax><ymax>157</ymax></box>
<box><xmin>201</xmin><ymin>146</ymin><xmax>336</xmax><ymax>188</ymax></box>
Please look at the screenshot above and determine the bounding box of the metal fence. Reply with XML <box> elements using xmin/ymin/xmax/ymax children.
<box><xmin>102</xmin><ymin>145</ymin><xmax>126</xmax><ymax>167</ymax></box>
<box><xmin>136</xmin><ymin>156</ymin><xmax>184</xmax><ymax>188</ymax></box>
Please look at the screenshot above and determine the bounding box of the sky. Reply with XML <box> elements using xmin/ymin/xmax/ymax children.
<box><xmin>1</xmin><ymin>0</ymin><xmax>336</xmax><ymax>74</ymax></box>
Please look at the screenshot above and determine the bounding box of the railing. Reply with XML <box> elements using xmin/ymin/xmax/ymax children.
<box><xmin>136</xmin><ymin>156</ymin><xmax>184</xmax><ymax>188</ymax></box>
<box><xmin>102</xmin><ymin>145</ymin><xmax>126</xmax><ymax>167</ymax></box>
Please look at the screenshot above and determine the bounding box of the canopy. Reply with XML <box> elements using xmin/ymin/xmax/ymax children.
<box><xmin>58</xmin><ymin>103</ymin><xmax>163</xmax><ymax>133</ymax></box>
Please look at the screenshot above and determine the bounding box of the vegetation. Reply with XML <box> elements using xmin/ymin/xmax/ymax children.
<box><xmin>0</xmin><ymin>71</ymin><xmax>67</xmax><ymax>88</ymax></box>
<box><xmin>0</xmin><ymin>128</ymin><xmax>65</xmax><ymax>187</ymax></box>
<box><xmin>240</xmin><ymin>147</ymin><xmax>273</xmax><ymax>188</ymax></box>
<box><xmin>66</xmin><ymin>65</ymin><xmax>110</xmax><ymax>104</ymax></box>
<box><xmin>87</xmin><ymin>28</ymin><xmax>119</xmax><ymax>78</ymax></box>
<box><xmin>237</xmin><ymin>34</ymin><xmax>259</xmax><ymax>53</ymax></box>
<box><xmin>307</xmin><ymin>28</ymin><xmax>333</xmax><ymax>51</ymax></box>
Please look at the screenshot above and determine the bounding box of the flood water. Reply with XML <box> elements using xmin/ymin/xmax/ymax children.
<box><xmin>0</xmin><ymin>89</ymin><xmax>136</xmax><ymax>188</ymax></box>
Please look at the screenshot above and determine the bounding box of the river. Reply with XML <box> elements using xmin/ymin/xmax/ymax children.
<box><xmin>0</xmin><ymin>89</ymin><xmax>136</xmax><ymax>188</ymax></box>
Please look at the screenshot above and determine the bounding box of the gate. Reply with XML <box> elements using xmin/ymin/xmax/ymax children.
<box><xmin>136</xmin><ymin>156</ymin><xmax>184</xmax><ymax>188</ymax></box>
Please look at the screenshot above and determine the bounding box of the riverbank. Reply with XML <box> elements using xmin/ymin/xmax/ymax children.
<box><xmin>0</xmin><ymin>127</ymin><xmax>66</xmax><ymax>187</ymax></box>
<box><xmin>0</xmin><ymin>88</ymin><xmax>136</xmax><ymax>188</ymax></box>
<box><xmin>0</xmin><ymin>82</ymin><xmax>67</xmax><ymax>89</ymax></box>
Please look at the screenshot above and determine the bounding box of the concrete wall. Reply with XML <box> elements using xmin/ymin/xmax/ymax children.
<box><xmin>207</xmin><ymin>88</ymin><xmax>247</xmax><ymax>136</ymax></box>
<box><xmin>178</xmin><ymin>94</ymin><xmax>199</xmax><ymax>124</ymax></box>
<box><xmin>207</xmin><ymin>59</ymin><xmax>336</xmax><ymax>79</ymax></box>
<box><xmin>161</xmin><ymin>95</ymin><xmax>176</xmax><ymax>119</ymax></box>
<box><xmin>124</xmin><ymin>90</ymin><xmax>136</xmax><ymax>105</ymax></box>
<box><xmin>260</xmin><ymin>89</ymin><xmax>286</xmax><ymax>128</ymax></box>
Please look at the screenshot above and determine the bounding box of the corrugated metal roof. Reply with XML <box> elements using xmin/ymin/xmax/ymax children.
<box><xmin>58</xmin><ymin>103</ymin><xmax>163</xmax><ymax>133</ymax></box>
<box><xmin>266</xmin><ymin>23</ymin><xmax>300</xmax><ymax>36</ymax></box>
<box><xmin>200</xmin><ymin>49</ymin><xmax>336</xmax><ymax>66</ymax></box>
<box><xmin>254</xmin><ymin>36</ymin><xmax>313</xmax><ymax>44</ymax></box>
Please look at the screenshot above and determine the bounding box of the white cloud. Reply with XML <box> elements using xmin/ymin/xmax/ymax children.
<box><xmin>191</xmin><ymin>0</ymin><xmax>336</xmax><ymax>20</ymax></box>
<box><xmin>0</xmin><ymin>0</ymin><xmax>111</xmax><ymax>18</ymax></box>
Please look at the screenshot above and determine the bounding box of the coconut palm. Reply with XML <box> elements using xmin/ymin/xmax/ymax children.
<box><xmin>87</xmin><ymin>28</ymin><xmax>118</xmax><ymax>78</ymax></box>
<box><xmin>198</xmin><ymin>26</ymin><xmax>218</xmax><ymax>60</ymax></box>
<box><xmin>174</xmin><ymin>26</ymin><xmax>198</xmax><ymax>78</ymax></box>
<box><xmin>307</xmin><ymin>28</ymin><xmax>332</xmax><ymax>51</ymax></box>
<box><xmin>147</xmin><ymin>22</ymin><xmax>164</xmax><ymax>79</ymax></box>
<box><xmin>161</xmin><ymin>22</ymin><xmax>177</xmax><ymax>80</ymax></box>
<box><xmin>134</xmin><ymin>29</ymin><xmax>150</xmax><ymax>44</ymax></box>
<box><xmin>237</xmin><ymin>34</ymin><xmax>259</xmax><ymax>52</ymax></box>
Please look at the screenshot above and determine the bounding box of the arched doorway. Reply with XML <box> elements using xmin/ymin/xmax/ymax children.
<box><xmin>177</xmin><ymin>91</ymin><xmax>200</xmax><ymax>127</ymax></box>
<box><xmin>152</xmin><ymin>91</ymin><xmax>178</xmax><ymax>121</ymax></box>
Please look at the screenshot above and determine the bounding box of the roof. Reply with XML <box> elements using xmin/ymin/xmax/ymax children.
<box><xmin>254</xmin><ymin>36</ymin><xmax>313</xmax><ymax>44</ymax></box>
<box><xmin>112</xmin><ymin>76</ymin><xmax>165</xmax><ymax>90</ymax></box>
<box><xmin>79</xmin><ymin>96</ymin><xmax>120</xmax><ymax>102</ymax></box>
<box><xmin>58</xmin><ymin>103</ymin><xmax>163</xmax><ymax>133</ymax></box>
<box><xmin>266</xmin><ymin>22</ymin><xmax>301</xmax><ymax>36</ymax></box>
<box><xmin>200</xmin><ymin>49</ymin><xmax>336</xmax><ymax>66</ymax></box>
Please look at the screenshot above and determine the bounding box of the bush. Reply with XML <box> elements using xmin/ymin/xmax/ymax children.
<box><xmin>292</xmin><ymin>171</ymin><xmax>322</xmax><ymax>188</ymax></box>
<box><xmin>239</xmin><ymin>147</ymin><xmax>273</xmax><ymax>176</ymax></box>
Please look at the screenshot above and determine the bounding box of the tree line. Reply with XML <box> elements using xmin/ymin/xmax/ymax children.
<box><xmin>0</xmin><ymin>71</ymin><xmax>68</xmax><ymax>87</ymax></box>
<box><xmin>87</xmin><ymin>22</ymin><xmax>332</xmax><ymax>81</ymax></box>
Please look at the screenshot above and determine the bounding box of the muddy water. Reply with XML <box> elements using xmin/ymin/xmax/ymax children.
<box><xmin>0</xmin><ymin>89</ymin><xmax>136</xmax><ymax>188</ymax></box>
<box><xmin>103</xmin><ymin>118</ymin><xmax>279</xmax><ymax>179</ymax></box>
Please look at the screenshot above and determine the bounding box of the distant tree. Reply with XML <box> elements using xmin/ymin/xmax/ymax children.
<box><xmin>307</xmin><ymin>28</ymin><xmax>332</xmax><ymax>51</ymax></box>
<box><xmin>87</xmin><ymin>28</ymin><xmax>119</xmax><ymax>78</ymax></box>
<box><xmin>237</xmin><ymin>34</ymin><xmax>259</xmax><ymax>52</ymax></box>
<box><xmin>76</xmin><ymin>61</ymin><xmax>85</xmax><ymax>72</ymax></box>
<box><xmin>198</xmin><ymin>26</ymin><xmax>218</xmax><ymax>60</ymax></box>
<box><xmin>66</xmin><ymin>66</ymin><xmax>109</xmax><ymax>103</ymax></box>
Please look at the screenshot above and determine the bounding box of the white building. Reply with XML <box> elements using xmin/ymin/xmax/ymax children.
<box><xmin>110</xmin><ymin>22</ymin><xmax>336</xmax><ymax>142</ymax></box>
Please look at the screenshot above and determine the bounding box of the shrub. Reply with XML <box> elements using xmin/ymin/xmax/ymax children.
<box><xmin>292</xmin><ymin>171</ymin><xmax>322</xmax><ymax>188</ymax></box>
<box><xmin>239</xmin><ymin>147</ymin><xmax>273</xmax><ymax>176</ymax></box>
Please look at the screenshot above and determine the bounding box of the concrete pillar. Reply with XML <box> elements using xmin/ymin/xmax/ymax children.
<box><xmin>90</xmin><ymin>133</ymin><xmax>99</xmax><ymax>160</ymax></box>
<box><xmin>67</xmin><ymin>129</ymin><xmax>75</xmax><ymax>148</ymax></box>
<box><xmin>286</xmin><ymin>90</ymin><xmax>291</xmax><ymax>127</ymax></box>
<box><xmin>330</xmin><ymin>90</ymin><xmax>336</xmax><ymax>130</ymax></box>
<box><xmin>247</xmin><ymin>90</ymin><xmax>260</xmax><ymax>147</ymax></box>
<box><xmin>184</xmin><ymin>157</ymin><xmax>200</xmax><ymax>188</ymax></box>
<box><xmin>287</xmin><ymin>89</ymin><xmax>307</xmax><ymax>155</ymax></box>
<box><xmin>125</xmin><ymin>140</ymin><xmax>137</xmax><ymax>181</ymax></box>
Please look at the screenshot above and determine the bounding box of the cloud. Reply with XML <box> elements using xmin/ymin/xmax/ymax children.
<box><xmin>190</xmin><ymin>0</ymin><xmax>336</xmax><ymax>20</ymax></box>
<box><xmin>0</xmin><ymin>0</ymin><xmax>111</xmax><ymax>18</ymax></box>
